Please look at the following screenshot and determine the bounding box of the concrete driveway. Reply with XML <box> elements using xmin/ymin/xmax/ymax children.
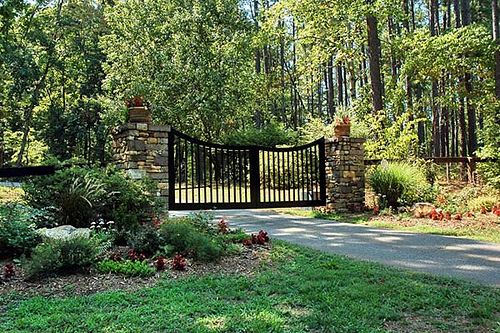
<box><xmin>171</xmin><ymin>209</ymin><xmax>500</xmax><ymax>287</ymax></box>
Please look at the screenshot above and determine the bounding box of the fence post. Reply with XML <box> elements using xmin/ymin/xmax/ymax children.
<box><xmin>324</xmin><ymin>137</ymin><xmax>366</xmax><ymax>212</ymax></box>
<box><xmin>112</xmin><ymin>122</ymin><xmax>170</xmax><ymax>207</ymax></box>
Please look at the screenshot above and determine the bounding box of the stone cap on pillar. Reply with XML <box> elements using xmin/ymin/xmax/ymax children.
<box><xmin>113</xmin><ymin>123</ymin><xmax>171</xmax><ymax>136</ymax></box>
<box><xmin>325</xmin><ymin>137</ymin><xmax>366</xmax><ymax>144</ymax></box>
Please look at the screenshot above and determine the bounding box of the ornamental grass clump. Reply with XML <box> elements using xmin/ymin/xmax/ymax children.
<box><xmin>368</xmin><ymin>162</ymin><xmax>431</xmax><ymax>208</ymax></box>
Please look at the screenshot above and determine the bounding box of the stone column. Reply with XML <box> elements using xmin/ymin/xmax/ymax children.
<box><xmin>112</xmin><ymin>123</ymin><xmax>170</xmax><ymax>205</ymax></box>
<box><xmin>325</xmin><ymin>137</ymin><xmax>365</xmax><ymax>212</ymax></box>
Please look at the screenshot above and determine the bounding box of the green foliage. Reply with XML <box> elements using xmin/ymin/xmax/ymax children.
<box><xmin>468</xmin><ymin>195</ymin><xmax>499</xmax><ymax>212</ymax></box>
<box><xmin>368</xmin><ymin>162</ymin><xmax>433</xmax><ymax>208</ymax></box>
<box><xmin>224</xmin><ymin>121</ymin><xmax>297</xmax><ymax>147</ymax></box>
<box><xmin>127</xmin><ymin>226</ymin><xmax>164</xmax><ymax>256</ymax></box>
<box><xmin>0</xmin><ymin>203</ymin><xmax>41</xmax><ymax>257</ymax></box>
<box><xmin>24</xmin><ymin>237</ymin><xmax>101</xmax><ymax>279</ymax></box>
<box><xmin>221</xmin><ymin>228</ymin><xmax>251</xmax><ymax>243</ymax></box>
<box><xmin>159</xmin><ymin>221</ymin><xmax>222</xmax><ymax>262</ymax></box>
<box><xmin>102</xmin><ymin>0</ymin><xmax>255</xmax><ymax>140</ymax></box>
<box><xmin>97</xmin><ymin>259</ymin><xmax>155</xmax><ymax>277</ymax></box>
<box><xmin>22</xmin><ymin>166</ymin><xmax>163</xmax><ymax>230</ymax></box>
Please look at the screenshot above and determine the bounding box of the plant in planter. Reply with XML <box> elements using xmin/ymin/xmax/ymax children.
<box><xmin>126</xmin><ymin>96</ymin><xmax>151</xmax><ymax>123</ymax></box>
<box><xmin>334</xmin><ymin>115</ymin><xmax>351</xmax><ymax>137</ymax></box>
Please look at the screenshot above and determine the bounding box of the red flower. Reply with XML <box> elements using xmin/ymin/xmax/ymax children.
<box><xmin>218</xmin><ymin>219</ymin><xmax>229</xmax><ymax>234</ymax></box>
<box><xmin>126</xmin><ymin>96</ymin><xmax>144</xmax><ymax>108</ymax></box>
<box><xmin>172</xmin><ymin>254</ymin><xmax>187</xmax><ymax>271</ymax></box>
<box><xmin>3</xmin><ymin>263</ymin><xmax>15</xmax><ymax>280</ymax></box>
<box><xmin>454</xmin><ymin>213</ymin><xmax>462</xmax><ymax>221</ymax></box>
<box><xmin>128</xmin><ymin>249</ymin><xmax>146</xmax><ymax>261</ymax></box>
<box><xmin>154</xmin><ymin>256</ymin><xmax>167</xmax><ymax>271</ymax></box>
<box><xmin>242</xmin><ymin>239</ymin><xmax>253</xmax><ymax>247</ymax></box>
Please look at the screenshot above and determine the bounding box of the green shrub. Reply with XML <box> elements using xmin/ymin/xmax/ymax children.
<box><xmin>468</xmin><ymin>195</ymin><xmax>499</xmax><ymax>211</ymax></box>
<box><xmin>127</xmin><ymin>225</ymin><xmax>163</xmax><ymax>256</ymax></box>
<box><xmin>23</xmin><ymin>166</ymin><xmax>164</xmax><ymax>230</ymax></box>
<box><xmin>159</xmin><ymin>222</ymin><xmax>222</xmax><ymax>262</ymax></box>
<box><xmin>0</xmin><ymin>203</ymin><xmax>41</xmax><ymax>257</ymax></box>
<box><xmin>24</xmin><ymin>236</ymin><xmax>101</xmax><ymax>278</ymax></box>
<box><xmin>221</xmin><ymin>229</ymin><xmax>251</xmax><ymax>243</ymax></box>
<box><xmin>368</xmin><ymin>162</ymin><xmax>432</xmax><ymax>208</ymax></box>
<box><xmin>97</xmin><ymin>259</ymin><xmax>155</xmax><ymax>277</ymax></box>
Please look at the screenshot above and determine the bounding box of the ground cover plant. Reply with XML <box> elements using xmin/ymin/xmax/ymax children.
<box><xmin>0</xmin><ymin>241</ymin><xmax>498</xmax><ymax>332</ymax></box>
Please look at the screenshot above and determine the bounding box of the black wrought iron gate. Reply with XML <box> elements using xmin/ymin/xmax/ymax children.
<box><xmin>168</xmin><ymin>129</ymin><xmax>326</xmax><ymax>210</ymax></box>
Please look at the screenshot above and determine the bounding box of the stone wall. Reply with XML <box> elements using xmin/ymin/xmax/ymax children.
<box><xmin>325</xmin><ymin>137</ymin><xmax>365</xmax><ymax>212</ymax></box>
<box><xmin>112</xmin><ymin>123</ymin><xmax>169</xmax><ymax>204</ymax></box>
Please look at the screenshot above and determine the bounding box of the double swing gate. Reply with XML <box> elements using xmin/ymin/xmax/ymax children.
<box><xmin>168</xmin><ymin>129</ymin><xmax>326</xmax><ymax>210</ymax></box>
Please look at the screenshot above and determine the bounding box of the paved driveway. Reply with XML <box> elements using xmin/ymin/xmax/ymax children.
<box><xmin>171</xmin><ymin>209</ymin><xmax>500</xmax><ymax>287</ymax></box>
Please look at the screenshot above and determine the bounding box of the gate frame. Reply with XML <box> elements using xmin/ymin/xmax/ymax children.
<box><xmin>167</xmin><ymin>129</ymin><xmax>326</xmax><ymax>211</ymax></box>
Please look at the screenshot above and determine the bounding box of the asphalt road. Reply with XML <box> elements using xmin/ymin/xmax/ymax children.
<box><xmin>171</xmin><ymin>209</ymin><xmax>500</xmax><ymax>287</ymax></box>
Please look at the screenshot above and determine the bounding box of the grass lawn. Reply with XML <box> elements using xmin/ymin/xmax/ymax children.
<box><xmin>1</xmin><ymin>241</ymin><xmax>498</xmax><ymax>333</ymax></box>
<box><xmin>279</xmin><ymin>209</ymin><xmax>500</xmax><ymax>244</ymax></box>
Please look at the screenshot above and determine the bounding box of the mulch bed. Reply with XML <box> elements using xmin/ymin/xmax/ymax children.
<box><xmin>371</xmin><ymin>213</ymin><xmax>499</xmax><ymax>230</ymax></box>
<box><xmin>0</xmin><ymin>244</ymin><xmax>271</xmax><ymax>300</ymax></box>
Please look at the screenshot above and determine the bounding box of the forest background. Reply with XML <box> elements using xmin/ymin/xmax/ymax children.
<box><xmin>0</xmin><ymin>0</ymin><xmax>498</xmax><ymax>184</ymax></box>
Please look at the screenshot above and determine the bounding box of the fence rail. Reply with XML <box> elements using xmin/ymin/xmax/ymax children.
<box><xmin>364</xmin><ymin>157</ymin><xmax>498</xmax><ymax>166</ymax></box>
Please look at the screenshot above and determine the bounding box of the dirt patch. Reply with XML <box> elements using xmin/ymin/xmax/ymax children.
<box><xmin>383</xmin><ymin>314</ymin><xmax>492</xmax><ymax>333</ymax></box>
<box><xmin>0</xmin><ymin>244</ymin><xmax>270</xmax><ymax>300</ymax></box>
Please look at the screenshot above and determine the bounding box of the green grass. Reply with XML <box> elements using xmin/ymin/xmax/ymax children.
<box><xmin>279</xmin><ymin>209</ymin><xmax>500</xmax><ymax>244</ymax></box>
<box><xmin>1</xmin><ymin>241</ymin><xmax>498</xmax><ymax>332</ymax></box>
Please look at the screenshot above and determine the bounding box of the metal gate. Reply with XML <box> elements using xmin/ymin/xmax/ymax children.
<box><xmin>168</xmin><ymin>129</ymin><xmax>326</xmax><ymax>210</ymax></box>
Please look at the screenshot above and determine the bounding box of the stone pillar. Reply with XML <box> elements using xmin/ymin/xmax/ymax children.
<box><xmin>325</xmin><ymin>137</ymin><xmax>365</xmax><ymax>212</ymax></box>
<box><xmin>112</xmin><ymin>123</ymin><xmax>170</xmax><ymax>205</ymax></box>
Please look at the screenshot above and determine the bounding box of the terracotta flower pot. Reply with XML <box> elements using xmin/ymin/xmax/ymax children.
<box><xmin>334</xmin><ymin>124</ymin><xmax>350</xmax><ymax>137</ymax></box>
<box><xmin>128</xmin><ymin>106</ymin><xmax>151</xmax><ymax>123</ymax></box>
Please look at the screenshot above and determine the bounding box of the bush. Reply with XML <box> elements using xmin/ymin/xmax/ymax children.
<box><xmin>368</xmin><ymin>162</ymin><xmax>432</xmax><ymax>208</ymax></box>
<box><xmin>468</xmin><ymin>195</ymin><xmax>499</xmax><ymax>212</ymax></box>
<box><xmin>0</xmin><ymin>203</ymin><xmax>41</xmax><ymax>257</ymax></box>
<box><xmin>159</xmin><ymin>222</ymin><xmax>222</xmax><ymax>261</ymax></box>
<box><xmin>221</xmin><ymin>229</ymin><xmax>251</xmax><ymax>243</ymax></box>
<box><xmin>23</xmin><ymin>166</ymin><xmax>163</xmax><ymax>230</ymax></box>
<box><xmin>97</xmin><ymin>259</ymin><xmax>155</xmax><ymax>277</ymax></box>
<box><xmin>24</xmin><ymin>236</ymin><xmax>101</xmax><ymax>278</ymax></box>
<box><xmin>127</xmin><ymin>225</ymin><xmax>163</xmax><ymax>256</ymax></box>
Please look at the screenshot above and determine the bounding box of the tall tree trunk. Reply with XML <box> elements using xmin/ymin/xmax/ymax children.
<box><xmin>366</xmin><ymin>14</ymin><xmax>384</xmax><ymax>112</ymax></box>
<box><xmin>493</xmin><ymin>0</ymin><xmax>500</xmax><ymax>99</ymax></box>
<box><xmin>17</xmin><ymin>0</ymin><xmax>64</xmax><ymax>166</ymax></box>
<box><xmin>430</xmin><ymin>0</ymin><xmax>441</xmax><ymax>157</ymax></box>
<box><xmin>453</xmin><ymin>0</ymin><xmax>461</xmax><ymax>28</ymax></box>
<box><xmin>337</xmin><ymin>63</ymin><xmax>344</xmax><ymax>107</ymax></box>
<box><xmin>327</xmin><ymin>57</ymin><xmax>335</xmax><ymax>117</ymax></box>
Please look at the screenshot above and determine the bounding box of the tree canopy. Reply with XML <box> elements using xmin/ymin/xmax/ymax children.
<box><xmin>0</xmin><ymin>0</ymin><xmax>498</xmax><ymax>171</ymax></box>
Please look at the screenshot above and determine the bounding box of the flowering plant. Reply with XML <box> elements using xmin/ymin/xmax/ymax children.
<box><xmin>335</xmin><ymin>115</ymin><xmax>350</xmax><ymax>126</ymax></box>
<box><xmin>125</xmin><ymin>96</ymin><xmax>144</xmax><ymax>108</ymax></box>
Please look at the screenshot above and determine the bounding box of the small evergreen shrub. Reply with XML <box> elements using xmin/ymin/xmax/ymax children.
<box><xmin>24</xmin><ymin>237</ymin><xmax>101</xmax><ymax>279</ymax></box>
<box><xmin>0</xmin><ymin>203</ymin><xmax>41</xmax><ymax>257</ymax></box>
<box><xmin>368</xmin><ymin>162</ymin><xmax>432</xmax><ymax>208</ymax></box>
<box><xmin>97</xmin><ymin>259</ymin><xmax>155</xmax><ymax>277</ymax></box>
<box><xmin>159</xmin><ymin>222</ymin><xmax>222</xmax><ymax>262</ymax></box>
<box><xmin>127</xmin><ymin>225</ymin><xmax>163</xmax><ymax>256</ymax></box>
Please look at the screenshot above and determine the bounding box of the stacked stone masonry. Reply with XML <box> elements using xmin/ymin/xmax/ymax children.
<box><xmin>325</xmin><ymin>137</ymin><xmax>366</xmax><ymax>212</ymax></box>
<box><xmin>112</xmin><ymin>123</ymin><xmax>170</xmax><ymax>205</ymax></box>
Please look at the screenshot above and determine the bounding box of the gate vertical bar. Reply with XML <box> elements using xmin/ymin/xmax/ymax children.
<box><xmin>168</xmin><ymin>130</ymin><xmax>175</xmax><ymax>209</ymax></box>
<box><xmin>249</xmin><ymin>147</ymin><xmax>260</xmax><ymax>206</ymax></box>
